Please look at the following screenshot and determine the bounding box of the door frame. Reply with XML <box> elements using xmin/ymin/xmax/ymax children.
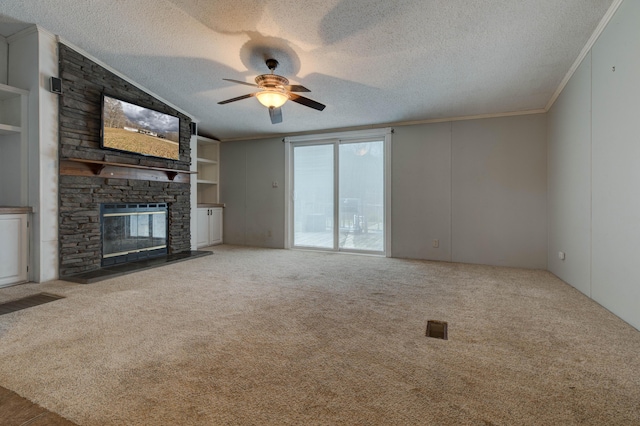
<box><xmin>284</xmin><ymin>128</ymin><xmax>392</xmax><ymax>256</ymax></box>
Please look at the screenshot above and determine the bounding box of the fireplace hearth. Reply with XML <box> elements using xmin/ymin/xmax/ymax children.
<box><xmin>101</xmin><ymin>203</ymin><xmax>168</xmax><ymax>266</ymax></box>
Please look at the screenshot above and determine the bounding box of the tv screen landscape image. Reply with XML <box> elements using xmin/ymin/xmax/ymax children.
<box><xmin>101</xmin><ymin>94</ymin><xmax>180</xmax><ymax>160</ymax></box>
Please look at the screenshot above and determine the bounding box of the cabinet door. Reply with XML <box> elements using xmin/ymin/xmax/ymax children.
<box><xmin>210</xmin><ymin>208</ymin><xmax>223</xmax><ymax>245</ymax></box>
<box><xmin>196</xmin><ymin>208</ymin><xmax>210</xmax><ymax>248</ymax></box>
<box><xmin>0</xmin><ymin>214</ymin><xmax>28</xmax><ymax>287</ymax></box>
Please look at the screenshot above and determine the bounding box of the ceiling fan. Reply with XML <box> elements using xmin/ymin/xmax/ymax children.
<box><xmin>218</xmin><ymin>59</ymin><xmax>326</xmax><ymax>124</ymax></box>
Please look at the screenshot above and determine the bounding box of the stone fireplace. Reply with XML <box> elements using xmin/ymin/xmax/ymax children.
<box><xmin>57</xmin><ymin>43</ymin><xmax>193</xmax><ymax>278</ymax></box>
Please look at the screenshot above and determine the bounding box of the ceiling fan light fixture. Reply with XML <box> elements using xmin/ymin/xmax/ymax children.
<box><xmin>256</xmin><ymin>90</ymin><xmax>289</xmax><ymax>108</ymax></box>
<box><xmin>219</xmin><ymin>59</ymin><xmax>326</xmax><ymax>123</ymax></box>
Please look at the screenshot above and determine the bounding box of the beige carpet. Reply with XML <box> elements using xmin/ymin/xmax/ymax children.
<box><xmin>0</xmin><ymin>245</ymin><xmax>639</xmax><ymax>425</ymax></box>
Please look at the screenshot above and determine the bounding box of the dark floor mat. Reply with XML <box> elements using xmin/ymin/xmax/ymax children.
<box><xmin>0</xmin><ymin>293</ymin><xmax>64</xmax><ymax>315</ymax></box>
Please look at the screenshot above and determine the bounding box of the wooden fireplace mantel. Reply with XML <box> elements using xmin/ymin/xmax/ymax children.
<box><xmin>60</xmin><ymin>158</ymin><xmax>196</xmax><ymax>183</ymax></box>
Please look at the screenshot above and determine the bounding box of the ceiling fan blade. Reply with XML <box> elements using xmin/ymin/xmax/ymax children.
<box><xmin>289</xmin><ymin>93</ymin><xmax>326</xmax><ymax>111</ymax></box>
<box><xmin>269</xmin><ymin>106</ymin><xmax>283</xmax><ymax>124</ymax></box>
<box><xmin>285</xmin><ymin>85</ymin><xmax>311</xmax><ymax>92</ymax></box>
<box><xmin>218</xmin><ymin>93</ymin><xmax>255</xmax><ymax>105</ymax></box>
<box><xmin>222</xmin><ymin>78</ymin><xmax>258</xmax><ymax>88</ymax></box>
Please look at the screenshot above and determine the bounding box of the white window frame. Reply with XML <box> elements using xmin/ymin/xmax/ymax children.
<box><xmin>284</xmin><ymin>127</ymin><xmax>392</xmax><ymax>256</ymax></box>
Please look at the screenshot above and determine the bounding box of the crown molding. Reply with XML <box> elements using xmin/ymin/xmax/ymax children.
<box><xmin>545</xmin><ymin>0</ymin><xmax>623</xmax><ymax>111</ymax></box>
<box><xmin>36</xmin><ymin>25</ymin><xmax>57</xmax><ymax>42</ymax></box>
<box><xmin>387</xmin><ymin>108</ymin><xmax>547</xmax><ymax>128</ymax></box>
<box><xmin>220</xmin><ymin>108</ymin><xmax>546</xmax><ymax>142</ymax></box>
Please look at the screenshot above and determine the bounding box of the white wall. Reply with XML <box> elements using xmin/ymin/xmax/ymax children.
<box><xmin>548</xmin><ymin>0</ymin><xmax>640</xmax><ymax>330</ymax></box>
<box><xmin>548</xmin><ymin>54</ymin><xmax>592</xmax><ymax>296</ymax></box>
<box><xmin>222</xmin><ymin>114</ymin><xmax>548</xmax><ymax>269</ymax></box>
<box><xmin>8</xmin><ymin>26</ymin><xmax>59</xmax><ymax>282</ymax></box>
<box><xmin>591</xmin><ymin>0</ymin><xmax>640</xmax><ymax>330</ymax></box>
<box><xmin>36</xmin><ymin>29</ymin><xmax>59</xmax><ymax>282</ymax></box>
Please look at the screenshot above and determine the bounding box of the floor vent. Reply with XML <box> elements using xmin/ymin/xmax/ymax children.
<box><xmin>0</xmin><ymin>293</ymin><xmax>64</xmax><ymax>316</ymax></box>
<box><xmin>426</xmin><ymin>320</ymin><xmax>448</xmax><ymax>340</ymax></box>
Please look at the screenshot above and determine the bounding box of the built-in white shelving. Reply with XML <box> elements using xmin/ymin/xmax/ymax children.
<box><xmin>0</xmin><ymin>83</ymin><xmax>29</xmax><ymax>286</ymax></box>
<box><xmin>193</xmin><ymin>134</ymin><xmax>223</xmax><ymax>247</ymax></box>
<box><xmin>196</xmin><ymin>135</ymin><xmax>220</xmax><ymax>205</ymax></box>
<box><xmin>0</xmin><ymin>83</ymin><xmax>29</xmax><ymax>207</ymax></box>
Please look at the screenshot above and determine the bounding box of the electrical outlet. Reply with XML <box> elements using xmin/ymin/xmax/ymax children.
<box><xmin>433</xmin><ymin>239</ymin><xmax>439</xmax><ymax>248</ymax></box>
<box><xmin>558</xmin><ymin>251</ymin><xmax>565</xmax><ymax>260</ymax></box>
<box><xmin>272</xmin><ymin>181</ymin><xmax>279</xmax><ymax>188</ymax></box>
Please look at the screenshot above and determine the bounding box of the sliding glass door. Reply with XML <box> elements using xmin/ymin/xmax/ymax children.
<box><xmin>289</xmin><ymin>131</ymin><xmax>389</xmax><ymax>255</ymax></box>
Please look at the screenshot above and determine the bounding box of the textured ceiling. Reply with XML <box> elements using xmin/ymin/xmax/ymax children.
<box><xmin>0</xmin><ymin>0</ymin><xmax>614</xmax><ymax>140</ymax></box>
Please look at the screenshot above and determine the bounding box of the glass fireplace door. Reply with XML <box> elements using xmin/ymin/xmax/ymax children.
<box><xmin>101</xmin><ymin>203</ymin><xmax>168</xmax><ymax>265</ymax></box>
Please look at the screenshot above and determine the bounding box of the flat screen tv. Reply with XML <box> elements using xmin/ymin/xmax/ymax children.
<box><xmin>101</xmin><ymin>94</ymin><xmax>180</xmax><ymax>160</ymax></box>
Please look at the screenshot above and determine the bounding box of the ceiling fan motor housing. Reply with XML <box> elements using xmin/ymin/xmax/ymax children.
<box><xmin>255</xmin><ymin>74</ymin><xmax>289</xmax><ymax>89</ymax></box>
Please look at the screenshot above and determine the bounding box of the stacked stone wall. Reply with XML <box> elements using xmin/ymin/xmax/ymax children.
<box><xmin>58</xmin><ymin>44</ymin><xmax>192</xmax><ymax>277</ymax></box>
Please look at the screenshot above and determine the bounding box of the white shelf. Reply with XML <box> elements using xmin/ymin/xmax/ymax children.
<box><xmin>0</xmin><ymin>84</ymin><xmax>28</xmax><ymax>100</ymax></box>
<box><xmin>0</xmin><ymin>85</ymin><xmax>26</xmax><ymax>129</ymax></box>
<box><xmin>196</xmin><ymin>157</ymin><xmax>218</xmax><ymax>164</ymax></box>
<box><xmin>0</xmin><ymin>124</ymin><xmax>22</xmax><ymax>135</ymax></box>
<box><xmin>197</xmin><ymin>179</ymin><xmax>218</xmax><ymax>184</ymax></box>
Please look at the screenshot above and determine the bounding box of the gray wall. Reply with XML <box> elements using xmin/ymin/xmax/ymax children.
<box><xmin>0</xmin><ymin>35</ymin><xmax>7</xmax><ymax>85</ymax></box>
<box><xmin>222</xmin><ymin>113</ymin><xmax>548</xmax><ymax>270</ymax></box>
<box><xmin>451</xmin><ymin>116</ymin><xmax>547</xmax><ymax>268</ymax></box>
<box><xmin>220</xmin><ymin>137</ymin><xmax>285</xmax><ymax>248</ymax></box>
<box><xmin>548</xmin><ymin>0</ymin><xmax>640</xmax><ymax>329</ymax></box>
<box><xmin>392</xmin><ymin>123</ymin><xmax>452</xmax><ymax>261</ymax></box>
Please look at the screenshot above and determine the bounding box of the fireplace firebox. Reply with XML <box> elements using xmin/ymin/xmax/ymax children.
<box><xmin>100</xmin><ymin>203</ymin><xmax>168</xmax><ymax>266</ymax></box>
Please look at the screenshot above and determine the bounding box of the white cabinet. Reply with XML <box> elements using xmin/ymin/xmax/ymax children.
<box><xmin>0</xmin><ymin>213</ymin><xmax>28</xmax><ymax>287</ymax></box>
<box><xmin>197</xmin><ymin>207</ymin><xmax>223</xmax><ymax>248</ymax></box>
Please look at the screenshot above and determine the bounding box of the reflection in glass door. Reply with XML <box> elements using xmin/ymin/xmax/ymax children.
<box><xmin>339</xmin><ymin>141</ymin><xmax>384</xmax><ymax>252</ymax></box>
<box><xmin>292</xmin><ymin>138</ymin><xmax>386</xmax><ymax>254</ymax></box>
<box><xmin>293</xmin><ymin>144</ymin><xmax>334</xmax><ymax>249</ymax></box>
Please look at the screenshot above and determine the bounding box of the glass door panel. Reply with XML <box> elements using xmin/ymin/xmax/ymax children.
<box><xmin>338</xmin><ymin>141</ymin><xmax>384</xmax><ymax>252</ymax></box>
<box><xmin>293</xmin><ymin>144</ymin><xmax>334</xmax><ymax>249</ymax></box>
